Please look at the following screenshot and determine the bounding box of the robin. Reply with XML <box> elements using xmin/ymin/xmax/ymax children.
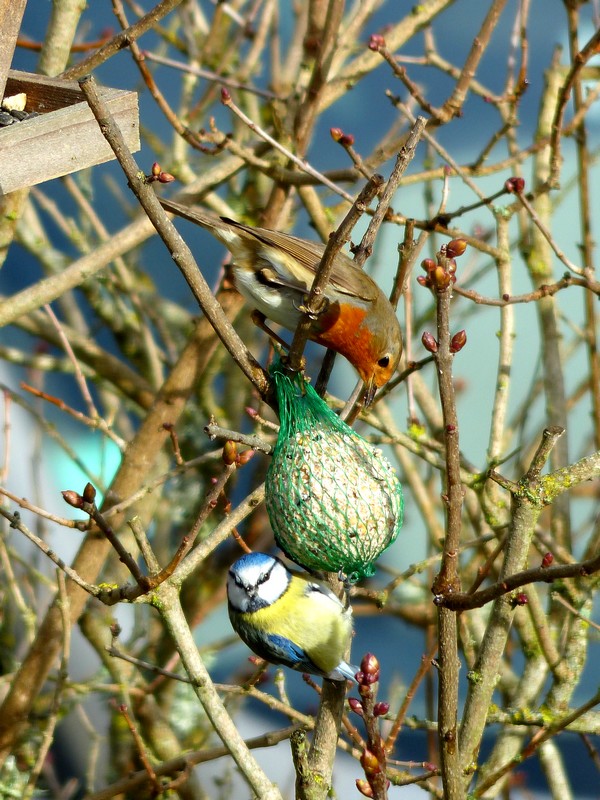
<box><xmin>160</xmin><ymin>198</ymin><xmax>402</xmax><ymax>403</ymax></box>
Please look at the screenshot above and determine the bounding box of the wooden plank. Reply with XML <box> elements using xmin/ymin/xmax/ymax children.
<box><xmin>0</xmin><ymin>73</ymin><xmax>140</xmax><ymax>195</ymax></box>
<box><xmin>5</xmin><ymin>70</ymin><xmax>91</xmax><ymax>112</ymax></box>
<box><xmin>0</xmin><ymin>0</ymin><xmax>27</xmax><ymax>99</ymax></box>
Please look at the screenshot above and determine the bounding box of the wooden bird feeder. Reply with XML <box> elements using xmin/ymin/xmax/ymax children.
<box><xmin>0</xmin><ymin>0</ymin><xmax>139</xmax><ymax>197</ymax></box>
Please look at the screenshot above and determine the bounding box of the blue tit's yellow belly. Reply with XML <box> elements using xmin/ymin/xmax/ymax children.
<box><xmin>241</xmin><ymin>581</ymin><xmax>352</xmax><ymax>674</ymax></box>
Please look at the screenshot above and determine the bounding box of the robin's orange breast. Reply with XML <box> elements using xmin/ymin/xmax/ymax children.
<box><xmin>311</xmin><ymin>303</ymin><xmax>376</xmax><ymax>380</ymax></box>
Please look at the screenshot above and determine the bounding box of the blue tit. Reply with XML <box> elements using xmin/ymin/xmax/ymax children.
<box><xmin>227</xmin><ymin>552</ymin><xmax>358</xmax><ymax>682</ymax></box>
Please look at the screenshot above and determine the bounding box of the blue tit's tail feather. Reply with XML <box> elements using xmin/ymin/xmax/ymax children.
<box><xmin>327</xmin><ymin>661</ymin><xmax>359</xmax><ymax>683</ymax></box>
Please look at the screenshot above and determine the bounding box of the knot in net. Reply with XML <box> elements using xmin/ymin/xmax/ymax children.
<box><xmin>265</xmin><ymin>363</ymin><xmax>404</xmax><ymax>582</ymax></box>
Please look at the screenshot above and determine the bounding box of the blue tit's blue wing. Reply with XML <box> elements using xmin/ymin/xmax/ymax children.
<box><xmin>264</xmin><ymin>632</ymin><xmax>324</xmax><ymax>674</ymax></box>
<box><xmin>233</xmin><ymin>618</ymin><xmax>322</xmax><ymax>674</ymax></box>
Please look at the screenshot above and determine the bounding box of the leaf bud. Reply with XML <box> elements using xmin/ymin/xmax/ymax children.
<box><xmin>62</xmin><ymin>490</ymin><xmax>83</xmax><ymax>509</ymax></box>
<box><xmin>83</xmin><ymin>483</ymin><xmax>97</xmax><ymax>503</ymax></box>
<box><xmin>222</xmin><ymin>440</ymin><xmax>238</xmax><ymax>465</ymax></box>
<box><xmin>431</xmin><ymin>266</ymin><xmax>446</xmax><ymax>287</ymax></box>
<box><xmin>348</xmin><ymin>697</ymin><xmax>364</xmax><ymax>716</ymax></box>
<box><xmin>446</xmin><ymin>238</ymin><xmax>467</xmax><ymax>258</ymax></box>
<box><xmin>236</xmin><ymin>449</ymin><xmax>255</xmax><ymax>466</ymax></box>
<box><xmin>110</xmin><ymin>621</ymin><xmax>122</xmax><ymax>638</ymax></box>
<box><xmin>368</xmin><ymin>33</ymin><xmax>386</xmax><ymax>51</ymax></box>
<box><xmin>360</xmin><ymin>749</ymin><xmax>381</xmax><ymax>776</ymax></box>
<box><xmin>450</xmin><ymin>330</ymin><xmax>467</xmax><ymax>353</ymax></box>
<box><xmin>373</xmin><ymin>701</ymin><xmax>390</xmax><ymax>716</ymax></box>
<box><xmin>421</xmin><ymin>331</ymin><xmax>438</xmax><ymax>353</ymax></box>
<box><xmin>330</xmin><ymin>127</ymin><xmax>343</xmax><ymax>142</ymax></box>
<box><xmin>505</xmin><ymin>176</ymin><xmax>525</xmax><ymax>194</ymax></box>
<box><xmin>360</xmin><ymin>652</ymin><xmax>380</xmax><ymax>681</ymax></box>
<box><xmin>356</xmin><ymin>779</ymin><xmax>374</xmax><ymax>798</ymax></box>
<box><xmin>511</xmin><ymin>592</ymin><xmax>528</xmax><ymax>607</ymax></box>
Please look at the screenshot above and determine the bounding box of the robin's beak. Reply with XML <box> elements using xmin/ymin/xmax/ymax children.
<box><xmin>363</xmin><ymin>378</ymin><xmax>377</xmax><ymax>407</ymax></box>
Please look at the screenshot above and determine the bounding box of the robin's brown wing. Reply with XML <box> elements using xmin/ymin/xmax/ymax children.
<box><xmin>160</xmin><ymin>197</ymin><xmax>380</xmax><ymax>303</ymax></box>
<box><xmin>223</xmin><ymin>218</ymin><xmax>379</xmax><ymax>303</ymax></box>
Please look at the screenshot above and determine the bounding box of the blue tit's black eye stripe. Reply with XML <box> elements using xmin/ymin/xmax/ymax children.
<box><xmin>256</xmin><ymin>560</ymin><xmax>276</xmax><ymax>586</ymax></box>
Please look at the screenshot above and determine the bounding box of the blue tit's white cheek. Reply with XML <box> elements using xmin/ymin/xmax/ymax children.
<box><xmin>256</xmin><ymin>561</ymin><xmax>290</xmax><ymax>604</ymax></box>
<box><xmin>227</xmin><ymin>576</ymin><xmax>251</xmax><ymax>612</ymax></box>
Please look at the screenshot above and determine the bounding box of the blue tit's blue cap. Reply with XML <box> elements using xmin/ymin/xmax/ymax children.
<box><xmin>230</xmin><ymin>552</ymin><xmax>279</xmax><ymax>572</ymax></box>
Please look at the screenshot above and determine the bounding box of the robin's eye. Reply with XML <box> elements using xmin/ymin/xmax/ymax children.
<box><xmin>378</xmin><ymin>356</ymin><xmax>390</xmax><ymax>368</ymax></box>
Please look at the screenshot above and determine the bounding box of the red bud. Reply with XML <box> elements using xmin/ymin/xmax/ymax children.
<box><xmin>505</xmin><ymin>176</ymin><xmax>525</xmax><ymax>194</ymax></box>
<box><xmin>368</xmin><ymin>33</ymin><xmax>386</xmax><ymax>51</ymax></box>
<box><xmin>446</xmin><ymin>238</ymin><xmax>467</xmax><ymax>258</ymax></box>
<box><xmin>361</xmin><ymin>652</ymin><xmax>379</xmax><ymax>674</ymax></box>
<box><xmin>158</xmin><ymin>172</ymin><xmax>175</xmax><ymax>184</ymax></box>
<box><xmin>348</xmin><ymin>697</ymin><xmax>364</xmax><ymax>716</ymax></box>
<box><xmin>541</xmin><ymin>552</ymin><xmax>554</xmax><ymax>568</ymax></box>
<box><xmin>373</xmin><ymin>701</ymin><xmax>389</xmax><ymax>716</ymax></box>
<box><xmin>421</xmin><ymin>331</ymin><xmax>438</xmax><ymax>353</ymax></box>
<box><xmin>62</xmin><ymin>490</ymin><xmax>83</xmax><ymax>509</ymax></box>
<box><xmin>110</xmin><ymin>621</ymin><xmax>122</xmax><ymax>638</ymax></box>
<box><xmin>220</xmin><ymin>87</ymin><xmax>231</xmax><ymax>103</ymax></box>
<box><xmin>83</xmin><ymin>483</ymin><xmax>96</xmax><ymax>503</ymax></box>
<box><xmin>511</xmin><ymin>592</ymin><xmax>528</xmax><ymax>607</ymax></box>
<box><xmin>450</xmin><ymin>330</ymin><xmax>467</xmax><ymax>353</ymax></box>
<box><xmin>236</xmin><ymin>449</ymin><xmax>255</xmax><ymax>466</ymax></box>
<box><xmin>421</xmin><ymin>258</ymin><xmax>436</xmax><ymax>272</ymax></box>
<box><xmin>339</xmin><ymin>133</ymin><xmax>355</xmax><ymax>147</ymax></box>
<box><xmin>360</xmin><ymin>653</ymin><xmax>380</xmax><ymax>681</ymax></box>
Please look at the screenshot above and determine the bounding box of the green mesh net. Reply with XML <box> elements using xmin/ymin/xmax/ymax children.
<box><xmin>265</xmin><ymin>362</ymin><xmax>404</xmax><ymax>582</ymax></box>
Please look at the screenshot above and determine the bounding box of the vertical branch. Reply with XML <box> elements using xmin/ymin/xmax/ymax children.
<box><xmin>303</xmin><ymin>680</ymin><xmax>347</xmax><ymax>800</ymax></box>
<box><xmin>302</xmin><ymin>572</ymin><xmax>351</xmax><ymax>800</ymax></box>
<box><xmin>294</xmin><ymin>0</ymin><xmax>345</xmax><ymax>154</ymax></box>
<box><xmin>485</xmin><ymin>216</ymin><xmax>514</xmax><ymax>466</ymax></box>
<box><xmin>482</xmin><ymin>214</ymin><xmax>515</xmax><ymax>532</ymax></box>
<box><xmin>459</xmin><ymin>427</ymin><xmax>565</xmax><ymax>794</ymax></box>
<box><xmin>564</xmin><ymin>3</ymin><xmax>600</xmax><ymax>450</ymax></box>
<box><xmin>526</xmin><ymin>50</ymin><xmax>572</xmax><ymax>550</ymax></box>
<box><xmin>430</xmin><ymin>250</ymin><xmax>464</xmax><ymax>799</ymax></box>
